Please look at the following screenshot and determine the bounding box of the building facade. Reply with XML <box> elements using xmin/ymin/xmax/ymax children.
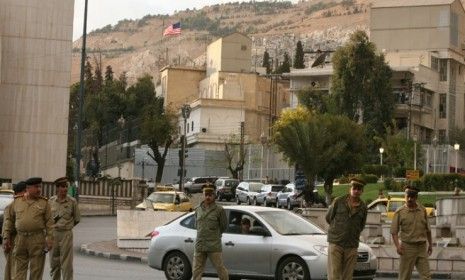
<box><xmin>0</xmin><ymin>0</ymin><xmax>74</xmax><ymax>182</ymax></box>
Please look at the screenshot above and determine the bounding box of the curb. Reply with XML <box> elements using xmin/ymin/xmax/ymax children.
<box><xmin>79</xmin><ymin>244</ymin><xmax>148</xmax><ymax>264</ymax></box>
<box><xmin>376</xmin><ymin>270</ymin><xmax>465</xmax><ymax>279</ymax></box>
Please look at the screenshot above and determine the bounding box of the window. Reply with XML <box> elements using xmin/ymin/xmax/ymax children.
<box><xmin>180</xmin><ymin>214</ymin><xmax>196</xmax><ymax>229</ymax></box>
<box><xmin>439</xmin><ymin>59</ymin><xmax>448</xmax><ymax>81</ymax></box>
<box><xmin>439</xmin><ymin>129</ymin><xmax>446</xmax><ymax>143</ymax></box>
<box><xmin>241</xmin><ymin>45</ymin><xmax>247</xmax><ymax>51</ymax></box>
<box><xmin>191</xmin><ymin>121</ymin><xmax>194</xmax><ymax>132</ymax></box>
<box><xmin>439</xmin><ymin>94</ymin><xmax>447</xmax><ymax>118</ymax></box>
<box><xmin>431</xmin><ymin>56</ymin><xmax>439</xmax><ymax>71</ymax></box>
<box><xmin>187</xmin><ymin>123</ymin><xmax>190</xmax><ymax>133</ymax></box>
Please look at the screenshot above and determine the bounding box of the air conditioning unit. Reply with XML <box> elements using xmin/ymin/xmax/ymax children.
<box><xmin>201</xmin><ymin>128</ymin><xmax>207</xmax><ymax>133</ymax></box>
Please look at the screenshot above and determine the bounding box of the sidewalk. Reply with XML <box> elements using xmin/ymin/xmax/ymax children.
<box><xmin>79</xmin><ymin>240</ymin><xmax>465</xmax><ymax>279</ymax></box>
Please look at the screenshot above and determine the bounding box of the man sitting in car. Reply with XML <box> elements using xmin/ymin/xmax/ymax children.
<box><xmin>241</xmin><ymin>218</ymin><xmax>251</xmax><ymax>234</ymax></box>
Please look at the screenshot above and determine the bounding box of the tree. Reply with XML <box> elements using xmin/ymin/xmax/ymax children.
<box><xmin>331</xmin><ymin>30</ymin><xmax>394</xmax><ymax>139</ymax></box>
<box><xmin>293</xmin><ymin>40</ymin><xmax>305</xmax><ymax>69</ymax></box>
<box><xmin>104</xmin><ymin>65</ymin><xmax>114</xmax><ymax>84</ymax></box>
<box><xmin>297</xmin><ymin>87</ymin><xmax>335</xmax><ymax>114</ymax></box>
<box><xmin>276</xmin><ymin>52</ymin><xmax>291</xmax><ymax>74</ymax></box>
<box><xmin>125</xmin><ymin>74</ymin><xmax>157</xmax><ymax>119</ymax></box>
<box><xmin>140</xmin><ymin>97</ymin><xmax>178</xmax><ymax>183</ymax></box>
<box><xmin>262</xmin><ymin>50</ymin><xmax>271</xmax><ymax>74</ymax></box>
<box><xmin>224</xmin><ymin>134</ymin><xmax>245</xmax><ymax>179</ymax></box>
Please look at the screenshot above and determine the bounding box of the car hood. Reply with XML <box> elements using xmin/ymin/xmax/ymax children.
<box><xmin>285</xmin><ymin>234</ymin><xmax>372</xmax><ymax>252</ymax></box>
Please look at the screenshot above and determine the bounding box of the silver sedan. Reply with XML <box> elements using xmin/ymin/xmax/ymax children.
<box><xmin>147</xmin><ymin>206</ymin><xmax>377</xmax><ymax>280</ymax></box>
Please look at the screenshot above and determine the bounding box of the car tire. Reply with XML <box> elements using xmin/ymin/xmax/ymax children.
<box><xmin>287</xmin><ymin>199</ymin><xmax>293</xmax><ymax>210</ymax></box>
<box><xmin>276</xmin><ymin>256</ymin><xmax>310</xmax><ymax>280</ymax></box>
<box><xmin>236</xmin><ymin>196</ymin><xmax>241</xmax><ymax>205</ymax></box>
<box><xmin>163</xmin><ymin>251</ymin><xmax>192</xmax><ymax>280</ymax></box>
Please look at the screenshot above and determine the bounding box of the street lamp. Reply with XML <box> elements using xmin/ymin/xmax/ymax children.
<box><xmin>413</xmin><ymin>135</ymin><xmax>417</xmax><ymax>170</ymax></box>
<box><xmin>180</xmin><ymin>104</ymin><xmax>191</xmax><ymax>191</ymax></box>
<box><xmin>454</xmin><ymin>143</ymin><xmax>460</xmax><ymax>173</ymax></box>
<box><xmin>260</xmin><ymin>132</ymin><xmax>268</xmax><ymax>182</ymax></box>
<box><xmin>379</xmin><ymin>147</ymin><xmax>384</xmax><ymax>166</ymax></box>
<box><xmin>117</xmin><ymin>115</ymin><xmax>126</xmax><ymax>179</ymax></box>
<box><xmin>432</xmin><ymin>136</ymin><xmax>438</xmax><ymax>174</ymax></box>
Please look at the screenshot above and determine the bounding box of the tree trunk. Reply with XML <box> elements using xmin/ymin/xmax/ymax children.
<box><xmin>155</xmin><ymin>158</ymin><xmax>165</xmax><ymax>184</ymax></box>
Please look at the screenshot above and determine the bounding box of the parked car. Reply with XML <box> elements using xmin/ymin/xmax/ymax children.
<box><xmin>0</xmin><ymin>189</ymin><xmax>14</xmax><ymax>242</ymax></box>
<box><xmin>276</xmin><ymin>183</ymin><xmax>302</xmax><ymax>210</ymax></box>
<box><xmin>215</xmin><ymin>178</ymin><xmax>239</xmax><ymax>201</ymax></box>
<box><xmin>136</xmin><ymin>191</ymin><xmax>193</xmax><ymax>212</ymax></box>
<box><xmin>183</xmin><ymin>177</ymin><xmax>218</xmax><ymax>193</ymax></box>
<box><xmin>255</xmin><ymin>184</ymin><xmax>285</xmax><ymax>207</ymax></box>
<box><xmin>236</xmin><ymin>182</ymin><xmax>264</xmax><ymax>205</ymax></box>
<box><xmin>367</xmin><ymin>197</ymin><xmax>435</xmax><ymax>220</ymax></box>
<box><xmin>147</xmin><ymin>205</ymin><xmax>377</xmax><ymax>280</ymax></box>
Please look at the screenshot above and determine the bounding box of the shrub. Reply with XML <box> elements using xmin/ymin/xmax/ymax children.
<box><xmin>422</xmin><ymin>174</ymin><xmax>465</xmax><ymax>191</ymax></box>
<box><xmin>362</xmin><ymin>164</ymin><xmax>390</xmax><ymax>177</ymax></box>
<box><xmin>361</xmin><ymin>174</ymin><xmax>378</xmax><ymax>184</ymax></box>
<box><xmin>384</xmin><ymin>177</ymin><xmax>403</xmax><ymax>191</ymax></box>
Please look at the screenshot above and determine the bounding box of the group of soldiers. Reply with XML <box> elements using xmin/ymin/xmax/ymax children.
<box><xmin>195</xmin><ymin>178</ymin><xmax>433</xmax><ymax>280</ymax></box>
<box><xmin>2</xmin><ymin>176</ymin><xmax>81</xmax><ymax>280</ymax></box>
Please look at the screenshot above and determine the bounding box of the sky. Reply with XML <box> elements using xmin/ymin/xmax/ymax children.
<box><xmin>73</xmin><ymin>0</ymin><xmax>299</xmax><ymax>40</ymax></box>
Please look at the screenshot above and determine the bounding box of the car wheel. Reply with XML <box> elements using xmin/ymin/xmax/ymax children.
<box><xmin>163</xmin><ymin>251</ymin><xmax>192</xmax><ymax>280</ymax></box>
<box><xmin>287</xmin><ymin>199</ymin><xmax>293</xmax><ymax>210</ymax></box>
<box><xmin>264</xmin><ymin>199</ymin><xmax>268</xmax><ymax>207</ymax></box>
<box><xmin>236</xmin><ymin>196</ymin><xmax>241</xmax><ymax>205</ymax></box>
<box><xmin>276</xmin><ymin>256</ymin><xmax>309</xmax><ymax>280</ymax></box>
<box><xmin>247</xmin><ymin>197</ymin><xmax>251</xmax><ymax>205</ymax></box>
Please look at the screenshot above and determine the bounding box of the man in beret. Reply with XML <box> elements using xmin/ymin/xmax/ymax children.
<box><xmin>325</xmin><ymin>177</ymin><xmax>368</xmax><ymax>280</ymax></box>
<box><xmin>49</xmin><ymin>177</ymin><xmax>81</xmax><ymax>280</ymax></box>
<box><xmin>3</xmin><ymin>177</ymin><xmax>53</xmax><ymax>280</ymax></box>
<box><xmin>391</xmin><ymin>186</ymin><xmax>432</xmax><ymax>280</ymax></box>
<box><xmin>2</xmin><ymin>181</ymin><xmax>27</xmax><ymax>280</ymax></box>
<box><xmin>192</xmin><ymin>184</ymin><xmax>228</xmax><ymax>280</ymax></box>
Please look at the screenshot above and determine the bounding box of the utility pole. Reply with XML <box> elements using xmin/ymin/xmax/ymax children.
<box><xmin>179</xmin><ymin>104</ymin><xmax>191</xmax><ymax>191</ymax></box>
<box><xmin>75</xmin><ymin>0</ymin><xmax>88</xmax><ymax>202</ymax></box>
<box><xmin>240</xmin><ymin>121</ymin><xmax>245</xmax><ymax>181</ymax></box>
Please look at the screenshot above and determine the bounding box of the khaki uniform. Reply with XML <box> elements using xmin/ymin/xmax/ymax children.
<box><xmin>49</xmin><ymin>195</ymin><xmax>80</xmax><ymax>280</ymax></box>
<box><xmin>3</xmin><ymin>195</ymin><xmax>53</xmax><ymax>280</ymax></box>
<box><xmin>391</xmin><ymin>204</ymin><xmax>431</xmax><ymax>280</ymax></box>
<box><xmin>193</xmin><ymin>202</ymin><xmax>228</xmax><ymax>280</ymax></box>
<box><xmin>2</xmin><ymin>203</ymin><xmax>16</xmax><ymax>280</ymax></box>
<box><xmin>326</xmin><ymin>195</ymin><xmax>367</xmax><ymax>280</ymax></box>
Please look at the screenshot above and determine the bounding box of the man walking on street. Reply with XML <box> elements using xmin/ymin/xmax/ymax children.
<box><xmin>49</xmin><ymin>177</ymin><xmax>81</xmax><ymax>280</ymax></box>
<box><xmin>192</xmin><ymin>184</ymin><xmax>229</xmax><ymax>280</ymax></box>
<box><xmin>2</xmin><ymin>181</ymin><xmax>27</xmax><ymax>280</ymax></box>
<box><xmin>391</xmin><ymin>186</ymin><xmax>432</xmax><ymax>280</ymax></box>
<box><xmin>325</xmin><ymin>178</ymin><xmax>368</xmax><ymax>280</ymax></box>
<box><xmin>3</xmin><ymin>177</ymin><xmax>54</xmax><ymax>280</ymax></box>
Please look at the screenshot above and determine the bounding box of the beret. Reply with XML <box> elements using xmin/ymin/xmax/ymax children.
<box><xmin>350</xmin><ymin>177</ymin><xmax>366</xmax><ymax>187</ymax></box>
<box><xmin>202</xmin><ymin>184</ymin><xmax>216</xmax><ymax>193</ymax></box>
<box><xmin>13</xmin><ymin>181</ymin><xmax>27</xmax><ymax>193</ymax></box>
<box><xmin>26</xmin><ymin>177</ymin><xmax>42</xmax><ymax>186</ymax></box>
<box><xmin>54</xmin><ymin>176</ymin><xmax>68</xmax><ymax>186</ymax></box>
<box><xmin>405</xmin><ymin>186</ymin><xmax>419</xmax><ymax>196</ymax></box>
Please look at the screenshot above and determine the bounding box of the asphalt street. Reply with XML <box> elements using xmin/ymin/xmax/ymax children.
<box><xmin>0</xmin><ymin>215</ymin><xmax>440</xmax><ymax>280</ymax></box>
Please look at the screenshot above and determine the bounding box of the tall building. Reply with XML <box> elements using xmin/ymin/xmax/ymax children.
<box><xmin>0</xmin><ymin>0</ymin><xmax>74</xmax><ymax>182</ymax></box>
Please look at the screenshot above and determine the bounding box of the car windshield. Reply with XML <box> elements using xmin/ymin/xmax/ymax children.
<box><xmin>249</xmin><ymin>183</ymin><xmax>263</xmax><ymax>192</ymax></box>
<box><xmin>0</xmin><ymin>195</ymin><xmax>14</xmax><ymax>210</ymax></box>
<box><xmin>225</xmin><ymin>180</ymin><xmax>239</xmax><ymax>187</ymax></box>
<box><xmin>257</xmin><ymin>211</ymin><xmax>325</xmax><ymax>235</ymax></box>
<box><xmin>147</xmin><ymin>193</ymin><xmax>174</xmax><ymax>203</ymax></box>
<box><xmin>271</xmin><ymin>185</ymin><xmax>284</xmax><ymax>192</ymax></box>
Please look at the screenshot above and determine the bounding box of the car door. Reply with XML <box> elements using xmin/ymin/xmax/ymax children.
<box><xmin>221</xmin><ymin>210</ymin><xmax>272</xmax><ymax>276</ymax></box>
<box><xmin>237</xmin><ymin>183</ymin><xmax>249</xmax><ymax>203</ymax></box>
<box><xmin>179</xmin><ymin>213</ymin><xmax>197</xmax><ymax>260</ymax></box>
<box><xmin>178</xmin><ymin>193</ymin><xmax>192</xmax><ymax>211</ymax></box>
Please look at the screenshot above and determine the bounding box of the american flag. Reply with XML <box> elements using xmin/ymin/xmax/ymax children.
<box><xmin>163</xmin><ymin>22</ymin><xmax>181</xmax><ymax>36</ymax></box>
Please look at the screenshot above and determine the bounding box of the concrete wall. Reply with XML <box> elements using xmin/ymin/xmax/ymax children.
<box><xmin>0</xmin><ymin>0</ymin><xmax>74</xmax><ymax>182</ymax></box>
<box><xmin>161</xmin><ymin>67</ymin><xmax>205</xmax><ymax>110</ymax></box>
<box><xmin>206</xmin><ymin>33</ymin><xmax>251</xmax><ymax>77</ymax></box>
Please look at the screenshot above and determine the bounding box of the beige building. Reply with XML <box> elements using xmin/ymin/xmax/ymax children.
<box><xmin>0</xmin><ymin>0</ymin><xmax>74</xmax><ymax>182</ymax></box>
<box><xmin>161</xmin><ymin>33</ymin><xmax>290</xmax><ymax>150</ymax></box>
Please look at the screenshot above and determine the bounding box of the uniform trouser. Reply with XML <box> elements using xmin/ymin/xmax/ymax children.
<box><xmin>50</xmin><ymin>230</ymin><xmax>74</xmax><ymax>280</ymax></box>
<box><xmin>192</xmin><ymin>251</ymin><xmax>229</xmax><ymax>280</ymax></box>
<box><xmin>4</xmin><ymin>251</ymin><xmax>13</xmax><ymax>280</ymax></box>
<box><xmin>399</xmin><ymin>242</ymin><xmax>431</xmax><ymax>280</ymax></box>
<box><xmin>327</xmin><ymin>243</ymin><xmax>358</xmax><ymax>280</ymax></box>
<box><xmin>13</xmin><ymin>233</ymin><xmax>46</xmax><ymax>280</ymax></box>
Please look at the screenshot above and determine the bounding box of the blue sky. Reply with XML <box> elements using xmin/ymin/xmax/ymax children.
<box><xmin>73</xmin><ymin>0</ymin><xmax>299</xmax><ymax>40</ymax></box>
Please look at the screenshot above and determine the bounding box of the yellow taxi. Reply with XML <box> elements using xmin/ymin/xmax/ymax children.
<box><xmin>136</xmin><ymin>190</ymin><xmax>193</xmax><ymax>212</ymax></box>
<box><xmin>367</xmin><ymin>197</ymin><xmax>435</xmax><ymax>220</ymax></box>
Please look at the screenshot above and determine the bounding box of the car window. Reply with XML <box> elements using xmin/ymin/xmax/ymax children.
<box><xmin>257</xmin><ymin>210</ymin><xmax>325</xmax><ymax>235</ymax></box>
<box><xmin>225</xmin><ymin>180</ymin><xmax>239</xmax><ymax>187</ymax></box>
<box><xmin>215</xmin><ymin>180</ymin><xmax>222</xmax><ymax>187</ymax></box>
<box><xmin>180</xmin><ymin>214</ymin><xmax>196</xmax><ymax>229</ymax></box>
<box><xmin>249</xmin><ymin>183</ymin><xmax>263</xmax><ymax>192</ymax></box>
<box><xmin>147</xmin><ymin>193</ymin><xmax>174</xmax><ymax>203</ymax></box>
<box><xmin>271</xmin><ymin>185</ymin><xmax>284</xmax><ymax>192</ymax></box>
<box><xmin>226</xmin><ymin>210</ymin><xmax>264</xmax><ymax>235</ymax></box>
<box><xmin>389</xmin><ymin>201</ymin><xmax>404</xmax><ymax>212</ymax></box>
<box><xmin>195</xmin><ymin>178</ymin><xmax>207</xmax><ymax>184</ymax></box>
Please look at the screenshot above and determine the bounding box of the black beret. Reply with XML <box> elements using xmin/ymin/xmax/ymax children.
<box><xmin>54</xmin><ymin>177</ymin><xmax>68</xmax><ymax>186</ymax></box>
<box><xmin>405</xmin><ymin>186</ymin><xmax>419</xmax><ymax>196</ymax></box>
<box><xmin>13</xmin><ymin>181</ymin><xmax>26</xmax><ymax>193</ymax></box>
<box><xmin>26</xmin><ymin>177</ymin><xmax>42</xmax><ymax>186</ymax></box>
<box><xmin>350</xmin><ymin>177</ymin><xmax>366</xmax><ymax>188</ymax></box>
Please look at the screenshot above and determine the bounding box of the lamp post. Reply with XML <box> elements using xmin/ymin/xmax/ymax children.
<box><xmin>260</xmin><ymin>132</ymin><xmax>268</xmax><ymax>182</ymax></box>
<box><xmin>117</xmin><ymin>115</ymin><xmax>126</xmax><ymax>179</ymax></box>
<box><xmin>413</xmin><ymin>135</ymin><xmax>417</xmax><ymax>170</ymax></box>
<box><xmin>454</xmin><ymin>143</ymin><xmax>460</xmax><ymax>173</ymax></box>
<box><xmin>379</xmin><ymin>147</ymin><xmax>384</xmax><ymax>166</ymax></box>
<box><xmin>432</xmin><ymin>136</ymin><xmax>438</xmax><ymax>174</ymax></box>
<box><xmin>180</xmin><ymin>104</ymin><xmax>191</xmax><ymax>192</ymax></box>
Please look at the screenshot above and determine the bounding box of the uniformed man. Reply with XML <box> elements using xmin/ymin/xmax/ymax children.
<box><xmin>391</xmin><ymin>186</ymin><xmax>432</xmax><ymax>280</ymax></box>
<box><xmin>3</xmin><ymin>177</ymin><xmax>53</xmax><ymax>280</ymax></box>
<box><xmin>192</xmin><ymin>184</ymin><xmax>229</xmax><ymax>280</ymax></box>
<box><xmin>49</xmin><ymin>177</ymin><xmax>81</xmax><ymax>280</ymax></box>
<box><xmin>325</xmin><ymin>177</ymin><xmax>368</xmax><ymax>280</ymax></box>
<box><xmin>2</xmin><ymin>181</ymin><xmax>27</xmax><ymax>280</ymax></box>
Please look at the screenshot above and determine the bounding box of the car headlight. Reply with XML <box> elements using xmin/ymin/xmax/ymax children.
<box><xmin>313</xmin><ymin>245</ymin><xmax>328</xmax><ymax>255</ymax></box>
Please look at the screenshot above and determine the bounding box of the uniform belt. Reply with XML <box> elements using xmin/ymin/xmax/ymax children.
<box><xmin>17</xmin><ymin>230</ymin><xmax>44</xmax><ymax>236</ymax></box>
<box><xmin>403</xmin><ymin>240</ymin><xmax>426</xmax><ymax>245</ymax></box>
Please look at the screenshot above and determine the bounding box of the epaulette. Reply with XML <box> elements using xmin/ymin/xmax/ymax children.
<box><xmin>14</xmin><ymin>194</ymin><xmax>24</xmax><ymax>199</ymax></box>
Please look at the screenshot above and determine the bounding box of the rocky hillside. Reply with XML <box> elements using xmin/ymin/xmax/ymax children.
<box><xmin>71</xmin><ymin>0</ymin><xmax>372</xmax><ymax>85</ymax></box>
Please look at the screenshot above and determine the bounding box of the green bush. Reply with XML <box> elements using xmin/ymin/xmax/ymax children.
<box><xmin>422</xmin><ymin>174</ymin><xmax>465</xmax><ymax>191</ymax></box>
<box><xmin>361</xmin><ymin>174</ymin><xmax>378</xmax><ymax>184</ymax></box>
<box><xmin>362</xmin><ymin>164</ymin><xmax>390</xmax><ymax>177</ymax></box>
<box><xmin>384</xmin><ymin>177</ymin><xmax>403</xmax><ymax>191</ymax></box>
